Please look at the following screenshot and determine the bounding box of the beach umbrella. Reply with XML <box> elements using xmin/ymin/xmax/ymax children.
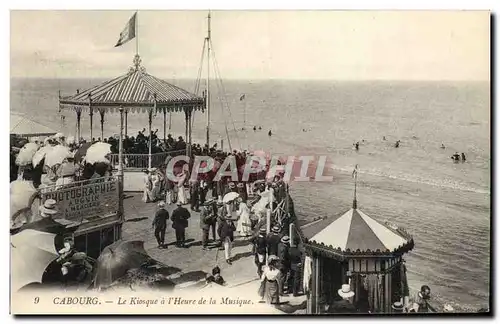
<box><xmin>66</xmin><ymin>136</ymin><xmax>75</xmax><ymax>146</ymax></box>
<box><xmin>10</xmin><ymin>180</ymin><xmax>37</xmax><ymax>221</ymax></box>
<box><xmin>73</xmin><ymin>142</ymin><xmax>92</xmax><ymax>163</ymax></box>
<box><xmin>10</xmin><ymin>229</ymin><xmax>58</xmax><ymax>292</ymax></box>
<box><xmin>44</xmin><ymin>145</ymin><xmax>71</xmax><ymax>167</ymax></box>
<box><xmin>93</xmin><ymin>240</ymin><xmax>154</xmax><ymax>289</ymax></box>
<box><xmin>32</xmin><ymin>145</ymin><xmax>52</xmax><ymax>167</ymax></box>
<box><xmin>85</xmin><ymin>142</ymin><xmax>112</xmax><ymax>164</ymax></box>
<box><xmin>223</xmin><ymin>192</ymin><xmax>240</xmax><ymax>204</ymax></box>
<box><xmin>15</xmin><ymin>143</ymin><xmax>39</xmax><ymax>166</ymax></box>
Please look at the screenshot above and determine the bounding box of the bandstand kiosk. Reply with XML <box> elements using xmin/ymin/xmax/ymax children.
<box><xmin>298</xmin><ymin>192</ymin><xmax>414</xmax><ymax>314</ymax></box>
<box><xmin>45</xmin><ymin>55</ymin><xmax>205</xmax><ymax>258</ymax></box>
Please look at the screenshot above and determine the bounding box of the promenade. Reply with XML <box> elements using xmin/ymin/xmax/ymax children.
<box><xmin>122</xmin><ymin>193</ymin><xmax>307</xmax><ymax>314</ymax></box>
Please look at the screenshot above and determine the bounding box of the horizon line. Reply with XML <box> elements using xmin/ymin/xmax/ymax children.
<box><xmin>10</xmin><ymin>76</ymin><xmax>490</xmax><ymax>83</ymax></box>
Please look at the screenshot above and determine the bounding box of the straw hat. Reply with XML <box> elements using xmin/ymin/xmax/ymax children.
<box><xmin>281</xmin><ymin>236</ymin><xmax>290</xmax><ymax>244</ymax></box>
<box><xmin>39</xmin><ymin>199</ymin><xmax>58</xmax><ymax>215</ymax></box>
<box><xmin>259</xmin><ymin>227</ymin><xmax>267</xmax><ymax>234</ymax></box>
<box><xmin>236</xmin><ymin>182</ymin><xmax>244</xmax><ymax>188</ymax></box>
<box><xmin>268</xmin><ymin>255</ymin><xmax>279</xmax><ymax>263</ymax></box>
<box><xmin>338</xmin><ymin>284</ymin><xmax>355</xmax><ymax>298</ymax></box>
<box><xmin>216</xmin><ymin>198</ymin><xmax>224</xmax><ymax>206</ymax></box>
<box><xmin>392</xmin><ymin>301</ymin><xmax>405</xmax><ymax>311</ymax></box>
<box><xmin>158</xmin><ymin>201</ymin><xmax>166</xmax><ymax>208</ymax></box>
<box><xmin>271</xmin><ymin>225</ymin><xmax>280</xmax><ymax>233</ymax></box>
<box><xmin>229</xmin><ymin>182</ymin><xmax>236</xmax><ymax>188</ymax></box>
<box><xmin>203</xmin><ymin>198</ymin><xmax>215</xmax><ymax>206</ymax></box>
<box><xmin>148</xmin><ymin>168</ymin><xmax>157</xmax><ymax>172</ymax></box>
<box><xmin>176</xmin><ymin>201</ymin><xmax>182</xmax><ymax>206</ymax></box>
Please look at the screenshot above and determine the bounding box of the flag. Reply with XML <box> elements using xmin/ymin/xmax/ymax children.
<box><xmin>240</xmin><ymin>94</ymin><xmax>246</xmax><ymax>101</ymax></box>
<box><xmin>115</xmin><ymin>13</ymin><xmax>137</xmax><ymax>47</ymax></box>
<box><xmin>352</xmin><ymin>164</ymin><xmax>359</xmax><ymax>179</ymax></box>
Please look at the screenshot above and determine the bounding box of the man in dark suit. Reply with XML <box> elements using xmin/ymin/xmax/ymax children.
<box><xmin>171</xmin><ymin>201</ymin><xmax>191</xmax><ymax>247</ymax></box>
<box><xmin>152</xmin><ymin>201</ymin><xmax>169</xmax><ymax>249</ymax></box>
<box><xmin>200</xmin><ymin>199</ymin><xmax>216</xmax><ymax>250</ymax></box>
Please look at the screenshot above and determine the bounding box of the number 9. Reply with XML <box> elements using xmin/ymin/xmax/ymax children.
<box><xmin>34</xmin><ymin>297</ymin><xmax>39</xmax><ymax>304</ymax></box>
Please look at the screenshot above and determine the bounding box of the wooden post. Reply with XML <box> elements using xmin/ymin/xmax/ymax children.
<box><xmin>124</xmin><ymin>109</ymin><xmax>128</xmax><ymax>137</ymax></box>
<box><xmin>88</xmin><ymin>94</ymin><xmax>93</xmax><ymax>141</ymax></box>
<box><xmin>314</xmin><ymin>256</ymin><xmax>320</xmax><ymax>314</ymax></box>
<box><xmin>76</xmin><ymin>109</ymin><xmax>81</xmax><ymax>144</ymax></box>
<box><xmin>187</xmin><ymin>108</ymin><xmax>193</xmax><ymax>157</ymax></box>
<box><xmin>99</xmin><ymin>109</ymin><xmax>105</xmax><ymax>140</ymax></box>
<box><xmin>184</xmin><ymin>108</ymin><xmax>189</xmax><ymax>154</ymax></box>
<box><xmin>163</xmin><ymin>107</ymin><xmax>167</xmax><ymax>143</ymax></box>
<box><xmin>118</xmin><ymin>107</ymin><xmax>125</xmax><ymax>229</ymax></box>
<box><xmin>148</xmin><ymin>103</ymin><xmax>156</xmax><ymax>169</ymax></box>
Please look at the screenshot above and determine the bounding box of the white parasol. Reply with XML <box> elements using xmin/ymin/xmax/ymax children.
<box><xmin>223</xmin><ymin>192</ymin><xmax>240</xmax><ymax>204</ymax></box>
<box><xmin>85</xmin><ymin>142</ymin><xmax>112</xmax><ymax>164</ymax></box>
<box><xmin>11</xmin><ymin>229</ymin><xmax>58</xmax><ymax>292</ymax></box>
<box><xmin>32</xmin><ymin>145</ymin><xmax>53</xmax><ymax>167</ymax></box>
<box><xmin>15</xmin><ymin>143</ymin><xmax>39</xmax><ymax>166</ymax></box>
<box><xmin>10</xmin><ymin>180</ymin><xmax>37</xmax><ymax>224</ymax></box>
<box><xmin>44</xmin><ymin>145</ymin><xmax>71</xmax><ymax>167</ymax></box>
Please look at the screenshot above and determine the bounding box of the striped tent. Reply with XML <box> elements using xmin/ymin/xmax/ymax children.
<box><xmin>59</xmin><ymin>67</ymin><xmax>204</xmax><ymax>114</ymax></box>
<box><xmin>300</xmin><ymin>207</ymin><xmax>414</xmax><ymax>258</ymax></box>
<box><xmin>10</xmin><ymin>113</ymin><xmax>57</xmax><ymax>138</ymax></box>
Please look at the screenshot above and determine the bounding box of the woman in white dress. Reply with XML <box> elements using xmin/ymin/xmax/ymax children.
<box><xmin>142</xmin><ymin>170</ymin><xmax>153</xmax><ymax>203</ymax></box>
<box><xmin>151</xmin><ymin>169</ymin><xmax>161</xmax><ymax>202</ymax></box>
<box><xmin>236</xmin><ymin>197</ymin><xmax>252</xmax><ymax>237</ymax></box>
<box><xmin>177</xmin><ymin>172</ymin><xmax>187</xmax><ymax>205</ymax></box>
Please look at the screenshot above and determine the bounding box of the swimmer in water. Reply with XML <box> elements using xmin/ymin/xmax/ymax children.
<box><xmin>441</xmin><ymin>144</ymin><xmax>446</xmax><ymax>149</ymax></box>
<box><xmin>395</xmin><ymin>140</ymin><xmax>400</xmax><ymax>148</ymax></box>
<box><xmin>451</xmin><ymin>152</ymin><xmax>460</xmax><ymax>161</ymax></box>
<box><xmin>268</xmin><ymin>130</ymin><xmax>272</xmax><ymax>137</ymax></box>
<box><xmin>253</xmin><ymin>126</ymin><xmax>256</xmax><ymax>131</ymax></box>
<box><xmin>258</xmin><ymin>126</ymin><xmax>262</xmax><ymax>130</ymax></box>
<box><xmin>383</xmin><ymin>136</ymin><xmax>386</xmax><ymax>141</ymax></box>
<box><xmin>461</xmin><ymin>153</ymin><xmax>466</xmax><ymax>161</ymax></box>
<box><xmin>354</xmin><ymin>142</ymin><xmax>360</xmax><ymax>151</ymax></box>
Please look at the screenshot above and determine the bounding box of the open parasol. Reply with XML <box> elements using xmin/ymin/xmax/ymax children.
<box><xmin>10</xmin><ymin>180</ymin><xmax>38</xmax><ymax>225</ymax></box>
<box><xmin>93</xmin><ymin>240</ymin><xmax>154</xmax><ymax>289</ymax></box>
<box><xmin>44</xmin><ymin>145</ymin><xmax>71</xmax><ymax>167</ymax></box>
<box><xmin>85</xmin><ymin>142</ymin><xmax>112</xmax><ymax>164</ymax></box>
<box><xmin>11</xmin><ymin>229</ymin><xmax>58</xmax><ymax>292</ymax></box>
<box><xmin>15</xmin><ymin>143</ymin><xmax>39</xmax><ymax>166</ymax></box>
<box><xmin>73</xmin><ymin>142</ymin><xmax>92</xmax><ymax>163</ymax></box>
<box><xmin>32</xmin><ymin>145</ymin><xmax>52</xmax><ymax>167</ymax></box>
<box><xmin>223</xmin><ymin>192</ymin><xmax>240</xmax><ymax>204</ymax></box>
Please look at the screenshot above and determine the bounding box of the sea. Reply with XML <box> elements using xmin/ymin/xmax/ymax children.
<box><xmin>11</xmin><ymin>77</ymin><xmax>490</xmax><ymax>312</ymax></box>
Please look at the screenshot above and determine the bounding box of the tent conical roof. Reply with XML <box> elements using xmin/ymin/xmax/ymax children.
<box><xmin>59</xmin><ymin>64</ymin><xmax>205</xmax><ymax>114</ymax></box>
<box><xmin>10</xmin><ymin>113</ymin><xmax>57</xmax><ymax>137</ymax></box>
<box><xmin>300</xmin><ymin>208</ymin><xmax>414</xmax><ymax>257</ymax></box>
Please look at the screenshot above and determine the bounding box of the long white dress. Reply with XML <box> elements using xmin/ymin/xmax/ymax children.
<box><xmin>236</xmin><ymin>202</ymin><xmax>252</xmax><ymax>237</ymax></box>
<box><xmin>177</xmin><ymin>174</ymin><xmax>187</xmax><ymax>205</ymax></box>
<box><xmin>151</xmin><ymin>173</ymin><xmax>161</xmax><ymax>201</ymax></box>
<box><xmin>142</xmin><ymin>174</ymin><xmax>153</xmax><ymax>203</ymax></box>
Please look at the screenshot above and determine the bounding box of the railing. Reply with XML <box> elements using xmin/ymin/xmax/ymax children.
<box><xmin>109</xmin><ymin>151</ymin><xmax>184</xmax><ymax>170</ymax></box>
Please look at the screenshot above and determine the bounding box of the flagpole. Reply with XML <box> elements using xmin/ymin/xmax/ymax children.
<box><xmin>135</xmin><ymin>10</ymin><xmax>139</xmax><ymax>56</ymax></box>
<box><xmin>353</xmin><ymin>165</ymin><xmax>358</xmax><ymax>209</ymax></box>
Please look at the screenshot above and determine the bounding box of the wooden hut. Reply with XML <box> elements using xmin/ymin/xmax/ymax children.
<box><xmin>298</xmin><ymin>198</ymin><xmax>414</xmax><ymax>314</ymax></box>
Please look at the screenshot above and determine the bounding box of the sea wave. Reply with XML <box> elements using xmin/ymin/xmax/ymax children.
<box><xmin>328</xmin><ymin>164</ymin><xmax>490</xmax><ymax>195</ymax></box>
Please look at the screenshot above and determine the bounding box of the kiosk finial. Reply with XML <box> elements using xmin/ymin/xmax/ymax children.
<box><xmin>352</xmin><ymin>164</ymin><xmax>359</xmax><ymax>209</ymax></box>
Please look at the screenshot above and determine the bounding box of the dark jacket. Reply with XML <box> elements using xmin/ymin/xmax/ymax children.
<box><xmin>153</xmin><ymin>208</ymin><xmax>169</xmax><ymax>229</ymax></box>
<box><xmin>252</xmin><ymin>234</ymin><xmax>267</xmax><ymax>255</ymax></box>
<box><xmin>219</xmin><ymin>220</ymin><xmax>236</xmax><ymax>241</ymax></box>
<box><xmin>200</xmin><ymin>206</ymin><xmax>212</xmax><ymax>230</ymax></box>
<box><xmin>288</xmin><ymin>246</ymin><xmax>302</xmax><ymax>269</ymax></box>
<box><xmin>266</xmin><ymin>233</ymin><xmax>281</xmax><ymax>256</ymax></box>
<box><xmin>171</xmin><ymin>206</ymin><xmax>191</xmax><ymax>229</ymax></box>
<box><xmin>278</xmin><ymin>243</ymin><xmax>290</xmax><ymax>268</ymax></box>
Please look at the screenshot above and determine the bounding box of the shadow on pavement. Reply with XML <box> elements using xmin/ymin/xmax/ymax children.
<box><xmin>231</xmin><ymin>251</ymin><xmax>253</xmax><ymax>262</ymax></box>
<box><xmin>125</xmin><ymin>217</ymin><xmax>149</xmax><ymax>223</ymax></box>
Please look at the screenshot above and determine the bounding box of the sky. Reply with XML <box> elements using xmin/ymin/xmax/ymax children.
<box><xmin>10</xmin><ymin>10</ymin><xmax>490</xmax><ymax>80</ymax></box>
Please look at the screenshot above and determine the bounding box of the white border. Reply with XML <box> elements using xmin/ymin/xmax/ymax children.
<box><xmin>2</xmin><ymin>1</ymin><xmax>497</xmax><ymax>324</ymax></box>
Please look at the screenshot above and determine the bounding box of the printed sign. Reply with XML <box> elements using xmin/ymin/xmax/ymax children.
<box><xmin>41</xmin><ymin>179</ymin><xmax>119</xmax><ymax>221</ymax></box>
